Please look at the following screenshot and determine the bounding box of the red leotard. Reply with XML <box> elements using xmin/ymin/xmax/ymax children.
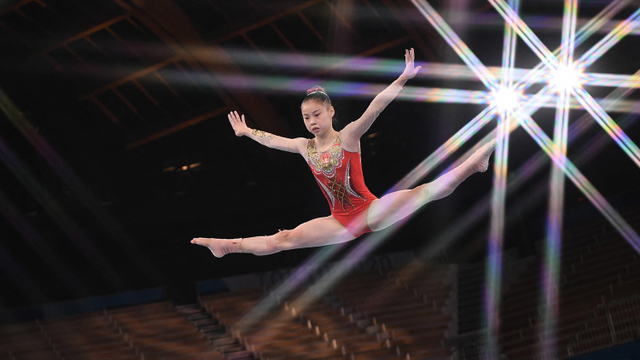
<box><xmin>305</xmin><ymin>134</ymin><xmax>378</xmax><ymax>237</ymax></box>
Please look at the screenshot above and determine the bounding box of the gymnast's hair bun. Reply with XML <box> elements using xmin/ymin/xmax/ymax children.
<box><xmin>306</xmin><ymin>86</ymin><xmax>328</xmax><ymax>96</ymax></box>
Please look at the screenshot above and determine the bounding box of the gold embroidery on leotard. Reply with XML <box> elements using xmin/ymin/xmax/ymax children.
<box><xmin>307</xmin><ymin>136</ymin><xmax>343</xmax><ymax>176</ymax></box>
<box><xmin>252</xmin><ymin>129</ymin><xmax>274</xmax><ymax>138</ymax></box>
<box><xmin>308</xmin><ymin>135</ymin><xmax>368</xmax><ymax>214</ymax></box>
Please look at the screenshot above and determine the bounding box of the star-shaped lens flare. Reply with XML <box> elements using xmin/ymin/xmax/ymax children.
<box><xmin>408</xmin><ymin>0</ymin><xmax>640</xmax><ymax>358</ymax></box>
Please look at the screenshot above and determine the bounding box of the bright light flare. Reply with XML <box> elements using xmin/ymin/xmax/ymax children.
<box><xmin>491</xmin><ymin>86</ymin><xmax>523</xmax><ymax>111</ymax></box>
<box><xmin>549</xmin><ymin>63</ymin><xmax>583</xmax><ymax>92</ymax></box>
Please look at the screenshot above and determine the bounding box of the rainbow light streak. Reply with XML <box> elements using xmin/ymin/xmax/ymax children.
<box><xmin>515</xmin><ymin>0</ymin><xmax>629</xmax><ymax>90</ymax></box>
<box><xmin>405</xmin><ymin>2</ymin><xmax>640</xmax><ymax>356</ymax></box>
<box><xmin>485</xmin><ymin>0</ymin><xmax>519</xmax><ymax>353</ymax></box>
<box><xmin>570</xmin><ymin>71</ymin><xmax>640</xmax><ymax>164</ymax></box>
<box><xmin>151</xmin><ymin>59</ymin><xmax>640</xmax><ymax>112</ymax></box>
<box><xmin>420</xmin><ymin>67</ymin><xmax>640</xmax><ymax>270</ymax></box>
<box><xmin>575</xmin><ymin>7</ymin><xmax>640</xmax><ymax>70</ymax></box>
<box><xmin>443</xmin><ymin>1</ymin><xmax>635</xmax><ymax>35</ymax></box>
<box><xmin>410</xmin><ymin>67</ymin><xmax>640</xmax><ymax>272</ymax></box>
<box><xmin>404</xmin><ymin>2</ymin><xmax>640</xmax><ymax>282</ymax></box>
<box><xmin>405</xmin><ymin>87</ymin><xmax>491</xmax><ymax>104</ymax></box>
<box><xmin>513</xmin><ymin>108</ymin><xmax>640</xmax><ymax>252</ymax></box>
<box><xmin>0</xmin><ymin>87</ymin><xmax>160</xmax><ymax>283</ymax></box>
<box><xmin>491</xmin><ymin>0</ymin><xmax>640</xmax><ymax>172</ymax></box>
<box><xmin>489</xmin><ymin>0</ymin><xmax>562</xmax><ymax>73</ymax></box>
<box><xmin>540</xmin><ymin>0</ymin><xmax>577</xmax><ymax>356</ymax></box>
<box><xmin>501</xmin><ymin>2</ymin><xmax>518</xmax><ymax>90</ymax></box>
<box><xmin>485</xmin><ymin>1</ymin><xmax>519</xmax><ymax>355</ymax></box>
<box><xmin>564</xmin><ymin>7</ymin><xmax>640</xmax><ymax>168</ymax></box>
<box><xmin>0</xmin><ymin>188</ymin><xmax>85</xmax><ymax>293</ymax></box>
<box><xmin>411</xmin><ymin>0</ymin><xmax>499</xmax><ymax>91</ymax></box>
<box><xmin>571</xmin><ymin>86</ymin><xmax>640</xmax><ymax>168</ymax></box>
<box><xmin>415</xmin><ymin>108</ymin><xmax>639</xmax><ymax>269</ymax></box>
<box><xmin>570</xmin><ymin>0</ymin><xmax>634</xmax><ymax>44</ymax></box>
<box><xmin>215</xmin><ymin>53</ymin><xmax>640</xmax><ymax>87</ymax></box>
<box><xmin>582</xmin><ymin>73</ymin><xmax>640</xmax><ymax>88</ymax></box>
<box><xmin>175</xmin><ymin>68</ymin><xmax>640</xmax><ymax>114</ymax></box>
<box><xmin>205</xmin><ymin>47</ymin><xmax>405</xmax><ymax>78</ymax></box>
<box><xmin>166</xmin><ymin>68</ymin><xmax>498</xmax><ymax>105</ymax></box>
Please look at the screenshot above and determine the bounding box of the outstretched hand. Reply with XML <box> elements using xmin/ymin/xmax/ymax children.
<box><xmin>228</xmin><ymin>111</ymin><xmax>251</xmax><ymax>137</ymax></box>
<box><xmin>400</xmin><ymin>48</ymin><xmax>422</xmax><ymax>81</ymax></box>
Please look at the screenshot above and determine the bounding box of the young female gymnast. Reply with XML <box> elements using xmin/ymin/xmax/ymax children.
<box><xmin>191</xmin><ymin>48</ymin><xmax>495</xmax><ymax>257</ymax></box>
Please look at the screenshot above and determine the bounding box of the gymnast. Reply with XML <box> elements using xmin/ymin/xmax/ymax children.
<box><xmin>191</xmin><ymin>48</ymin><xmax>496</xmax><ymax>257</ymax></box>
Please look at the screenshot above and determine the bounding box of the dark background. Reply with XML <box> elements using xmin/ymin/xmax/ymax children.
<box><xmin>0</xmin><ymin>0</ymin><xmax>638</xmax><ymax>309</ymax></box>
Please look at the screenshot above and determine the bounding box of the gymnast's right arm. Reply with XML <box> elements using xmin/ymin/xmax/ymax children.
<box><xmin>228</xmin><ymin>111</ymin><xmax>307</xmax><ymax>155</ymax></box>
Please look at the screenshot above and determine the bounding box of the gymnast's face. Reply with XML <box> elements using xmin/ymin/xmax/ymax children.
<box><xmin>301</xmin><ymin>99</ymin><xmax>335</xmax><ymax>137</ymax></box>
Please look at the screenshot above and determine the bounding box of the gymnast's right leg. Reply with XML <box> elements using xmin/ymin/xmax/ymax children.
<box><xmin>191</xmin><ymin>216</ymin><xmax>356</xmax><ymax>257</ymax></box>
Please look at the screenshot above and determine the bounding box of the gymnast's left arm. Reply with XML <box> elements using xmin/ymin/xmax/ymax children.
<box><xmin>341</xmin><ymin>48</ymin><xmax>421</xmax><ymax>147</ymax></box>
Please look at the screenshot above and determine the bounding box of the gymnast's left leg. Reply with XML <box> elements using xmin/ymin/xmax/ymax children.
<box><xmin>191</xmin><ymin>216</ymin><xmax>356</xmax><ymax>257</ymax></box>
<box><xmin>366</xmin><ymin>139</ymin><xmax>496</xmax><ymax>231</ymax></box>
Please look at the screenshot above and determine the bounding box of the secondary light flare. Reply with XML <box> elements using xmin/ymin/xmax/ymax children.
<box><xmin>405</xmin><ymin>1</ymin><xmax>640</xmax><ymax>358</ymax></box>
<box><xmin>549</xmin><ymin>63</ymin><xmax>583</xmax><ymax>93</ymax></box>
<box><xmin>491</xmin><ymin>0</ymin><xmax>640</xmax><ymax>171</ymax></box>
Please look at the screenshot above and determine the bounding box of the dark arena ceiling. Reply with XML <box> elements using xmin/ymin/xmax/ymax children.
<box><xmin>0</xmin><ymin>0</ymin><xmax>639</xmax><ymax>310</ymax></box>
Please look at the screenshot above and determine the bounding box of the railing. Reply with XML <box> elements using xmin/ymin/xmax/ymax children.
<box><xmin>567</xmin><ymin>295</ymin><xmax>640</xmax><ymax>357</ymax></box>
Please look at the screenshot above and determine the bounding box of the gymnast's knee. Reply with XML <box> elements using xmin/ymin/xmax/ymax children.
<box><xmin>266</xmin><ymin>228</ymin><xmax>303</xmax><ymax>252</ymax></box>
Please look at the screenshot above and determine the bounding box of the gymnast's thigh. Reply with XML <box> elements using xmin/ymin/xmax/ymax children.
<box><xmin>275</xmin><ymin>216</ymin><xmax>356</xmax><ymax>250</ymax></box>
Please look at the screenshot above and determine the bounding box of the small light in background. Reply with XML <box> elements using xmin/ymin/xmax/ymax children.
<box><xmin>367</xmin><ymin>132</ymin><xmax>380</xmax><ymax>139</ymax></box>
<box><xmin>163</xmin><ymin>162</ymin><xmax>202</xmax><ymax>173</ymax></box>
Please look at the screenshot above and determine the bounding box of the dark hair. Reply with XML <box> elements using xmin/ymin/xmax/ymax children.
<box><xmin>302</xmin><ymin>85</ymin><xmax>336</xmax><ymax>125</ymax></box>
<box><xmin>302</xmin><ymin>86</ymin><xmax>331</xmax><ymax>108</ymax></box>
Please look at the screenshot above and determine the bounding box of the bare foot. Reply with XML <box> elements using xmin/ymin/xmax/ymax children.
<box><xmin>191</xmin><ymin>238</ymin><xmax>242</xmax><ymax>258</ymax></box>
<box><xmin>469</xmin><ymin>139</ymin><xmax>497</xmax><ymax>173</ymax></box>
